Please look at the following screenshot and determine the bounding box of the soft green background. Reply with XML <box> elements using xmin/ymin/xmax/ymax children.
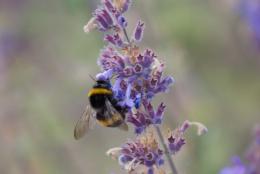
<box><xmin>0</xmin><ymin>0</ymin><xmax>259</xmax><ymax>173</ymax></box>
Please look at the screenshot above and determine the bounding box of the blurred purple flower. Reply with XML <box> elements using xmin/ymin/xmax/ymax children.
<box><xmin>239</xmin><ymin>0</ymin><xmax>260</xmax><ymax>48</ymax></box>
<box><xmin>245</xmin><ymin>125</ymin><xmax>260</xmax><ymax>174</ymax></box>
<box><xmin>220</xmin><ymin>124</ymin><xmax>260</xmax><ymax>174</ymax></box>
<box><xmin>220</xmin><ymin>156</ymin><xmax>246</xmax><ymax>174</ymax></box>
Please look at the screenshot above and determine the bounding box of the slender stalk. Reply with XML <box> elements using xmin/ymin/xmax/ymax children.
<box><xmin>122</xmin><ymin>28</ymin><xmax>131</xmax><ymax>44</ymax></box>
<box><xmin>154</xmin><ymin>125</ymin><xmax>178</xmax><ymax>174</ymax></box>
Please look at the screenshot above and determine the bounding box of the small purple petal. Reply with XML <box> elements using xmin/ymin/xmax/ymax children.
<box><xmin>96</xmin><ymin>69</ymin><xmax>114</xmax><ymax>80</ymax></box>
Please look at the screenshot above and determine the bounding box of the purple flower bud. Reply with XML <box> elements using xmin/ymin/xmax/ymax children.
<box><xmin>133</xmin><ymin>20</ymin><xmax>145</xmax><ymax>42</ymax></box>
<box><xmin>117</xmin><ymin>15</ymin><xmax>127</xmax><ymax>28</ymax></box>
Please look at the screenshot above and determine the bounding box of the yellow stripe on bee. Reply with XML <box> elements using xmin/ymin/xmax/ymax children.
<box><xmin>97</xmin><ymin>114</ymin><xmax>122</xmax><ymax>127</ymax></box>
<box><xmin>88</xmin><ymin>88</ymin><xmax>112</xmax><ymax>97</ymax></box>
<box><xmin>97</xmin><ymin>119</ymin><xmax>114</xmax><ymax>127</ymax></box>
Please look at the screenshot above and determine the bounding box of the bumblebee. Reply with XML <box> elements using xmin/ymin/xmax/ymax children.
<box><xmin>74</xmin><ymin>79</ymin><xmax>128</xmax><ymax>140</ymax></box>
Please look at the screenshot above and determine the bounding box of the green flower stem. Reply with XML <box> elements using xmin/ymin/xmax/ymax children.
<box><xmin>123</xmin><ymin>28</ymin><xmax>131</xmax><ymax>44</ymax></box>
<box><xmin>154</xmin><ymin>125</ymin><xmax>178</xmax><ymax>174</ymax></box>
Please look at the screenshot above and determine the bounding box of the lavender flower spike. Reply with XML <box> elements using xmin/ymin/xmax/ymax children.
<box><xmin>83</xmin><ymin>0</ymin><xmax>207</xmax><ymax>174</ymax></box>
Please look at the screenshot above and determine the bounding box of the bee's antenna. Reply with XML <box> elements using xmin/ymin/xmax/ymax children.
<box><xmin>89</xmin><ymin>74</ymin><xmax>96</xmax><ymax>82</ymax></box>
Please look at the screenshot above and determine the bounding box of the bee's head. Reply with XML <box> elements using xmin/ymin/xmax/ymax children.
<box><xmin>94</xmin><ymin>79</ymin><xmax>112</xmax><ymax>89</ymax></box>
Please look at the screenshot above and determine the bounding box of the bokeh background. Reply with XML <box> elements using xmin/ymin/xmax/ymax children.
<box><xmin>0</xmin><ymin>0</ymin><xmax>260</xmax><ymax>173</ymax></box>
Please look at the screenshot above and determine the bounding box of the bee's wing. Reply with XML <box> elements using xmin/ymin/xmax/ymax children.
<box><xmin>104</xmin><ymin>100</ymin><xmax>128</xmax><ymax>131</ymax></box>
<box><xmin>104</xmin><ymin>100</ymin><xmax>119</xmax><ymax>118</ymax></box>
<box><xmin>74</xmin><ymin>105</ymin><xmax>96</xmax><ymax>140</ymax></box>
